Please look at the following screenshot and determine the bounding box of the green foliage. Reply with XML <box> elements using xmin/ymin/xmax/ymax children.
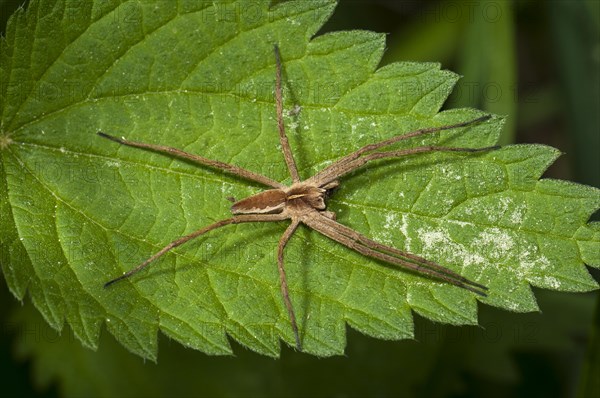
<box><xmin>0</xmin><ymin>0</ymin><xmax>598</xmax><ymax>360</ymax></box>
<box><xmin>7</xmin><ymin>291</ymin><xmax>595</xmax><ymax>397</ymax></box>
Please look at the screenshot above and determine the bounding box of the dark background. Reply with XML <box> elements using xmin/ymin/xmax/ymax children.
<box><xmin>1</xmin><ymin>1</ymin><xmax>599</xmax><ymax>397</ymax></box>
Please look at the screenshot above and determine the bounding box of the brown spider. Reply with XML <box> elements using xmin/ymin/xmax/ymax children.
<box><xmin>99</xmin><ymin>45</ymin><xmax>498</xmax><ymax>350</ymax></box>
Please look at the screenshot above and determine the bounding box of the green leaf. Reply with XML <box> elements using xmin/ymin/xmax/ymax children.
<box><xmin>1</xmin><ymin>0</ymin><xmax>598</xmax><ymax>359</ymax></box>
<box><xmin>6</xmin><ymin>288</ymin><xmax>596</xmax><ymax>397</ymax></box>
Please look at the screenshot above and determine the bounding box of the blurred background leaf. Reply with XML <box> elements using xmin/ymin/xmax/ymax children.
<box><xmin>1</xmin><ymin>278</ymin><xmax>596</xmax><ymax>397</ymax></box>
<box><xmin>1</xmin><ymin>0</ymin><xmax>598</xmax><ymax>397</ymax></box>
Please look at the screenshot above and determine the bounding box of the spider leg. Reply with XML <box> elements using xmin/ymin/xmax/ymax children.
<box><xmin>273</xmin><ymin>44</ymin><xmax>301</xmax><ymax>183</ymax></box>
<box><xmin>104</xmin><ymin>213</ymin><xmax>289</xmax><ymax>287</ymax></box>
<box><xmin>316</xmin><ymin>215</ymin><xmax>487</xmax><ymax>292</ymax></box>
<box><xmin>302</xmin><ymin>213</ymin><xmax>487</xmax><ymax>296</ymax></box>
<box><xmin>277</xmin><ymin>218</ymin><xmax>302</xmax><ymax>350</ymax></box>
<box><xmin>308</xmin><ymin>115</ymin><xmax>492</xmax><ymax>186</ymax></box>
<box><xmin>97</xmin><ymin>132</ymin><xmax>284</xmax><ymax>189</ymax></box>
<box><xmin>311</xmin><ymin>144</ymin><xmax>499</xmax><ymax>186</ymax></box>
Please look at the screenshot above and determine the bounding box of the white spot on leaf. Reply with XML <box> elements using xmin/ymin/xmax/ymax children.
<box><xmin>418</xmin><ymin>227</ymin><xmax>486</xmax><ymax>269</ymax></box>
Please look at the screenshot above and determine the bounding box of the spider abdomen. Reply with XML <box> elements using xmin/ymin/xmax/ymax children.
<box><xmin>230</xmin><ymin>189</ymin><xmax>287</xmax><ymax>214</ymax></box>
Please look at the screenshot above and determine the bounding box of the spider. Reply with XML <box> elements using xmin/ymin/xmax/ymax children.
<box><xmin>99</xmin><ymin>45</ymin><xmax>498</xmax><ymax>350</ymax></box>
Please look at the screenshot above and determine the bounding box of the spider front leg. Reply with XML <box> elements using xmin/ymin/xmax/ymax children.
<box><xmin>312</xmin><ymin>144</ymin><xmax>499</xmax><ymax>186</ymax></box>
<box><xmin>307</xmin><ymin>115</ymin><xmax>495</xmax><ymax>186</ymax></box>
<box><xmin>315</xmin><ymin>214</ymin><xmax>487</xmax><ymax>293</ymax></box>
<box><xmin>302</xmin><ymin>213</ymin><xmax>488</xmax><ymax>296</ymax></box>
